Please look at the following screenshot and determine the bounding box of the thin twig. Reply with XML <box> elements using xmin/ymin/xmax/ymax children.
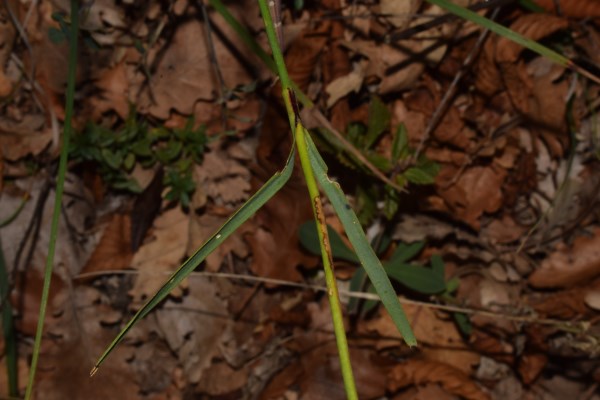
<box><xmin>74</xmin><ymin>269</ymin><xmax>590</xmax><ymax>333</ymax></box>
<box><xmin>413</xmin><ymin>7</ymin><xmax>500</xmax><ymax>161</ymax></box>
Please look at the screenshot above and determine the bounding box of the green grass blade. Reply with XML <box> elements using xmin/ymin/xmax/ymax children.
<box><xmin>0</xmin><ymin>240</ymin><xmax>18</xmax><ymax>397</ymax></box>
<box><xmin>209</xmin><ymin>0</ymin><xmax>313</xmax><ymax>108</ymax></box>
<box><xmin>92</xmin><ymin>145</ymin><xmax>296</xmax><ymax>375</ymax></box>
<box><xmin>304</xmin><ymin>132</ymin><xmax>417</xmax><ymax>346</ymax></box>
<box><xmin>425</xmin><ymin>0</ymin><xmax>569</xmax><ymax>66</ymax></box>
<box><xmin>25</xmin><ymin>1</ymin><xmax>79</xmax><ymax>398</ymax></box>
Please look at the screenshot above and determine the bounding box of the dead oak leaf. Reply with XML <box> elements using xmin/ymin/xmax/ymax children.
<box><xmin>435</xmin><ymin>165</ymin><xmax>507</xmax><ymax>230</ymax></box>
<box><xmin>529</xmin><ymin>227</ymin><xmax>600</xmax><ymax>288</ymax></box>
<box><xmin>155</xmin><ymin>277</ymin><xmax>231</xmax><ymax>384</ymax></box>
<box><xmin>129</xmin><ymin>207</ymin><xmax>189</xmax><ymax>307</ymax></box>
<box><xmin>194</xmin><ymin>150</ymin><xmax>251</xmax><ymax>206</ymax></box>
<box><xmin>138</xmin><ymin>19</ymin><xmax>253</xmax><ymax>119</ymax></box>
<box><xmin>81</xmin><ymin>213</ymin><xmax>133</xmax><ymax>278</ymax></box>
<box><xmin>362</xmin><ymin>302</ymin><xmax>480</xmax><ymax>375</ymax></box>
<box><xmin>388</xmin><ymin>359</ymin><xmax>490</xmax><ymax>400</ymax></box>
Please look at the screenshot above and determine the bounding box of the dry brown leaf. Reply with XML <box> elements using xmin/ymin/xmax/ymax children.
<box><xmin>155</xmin><ymin>277</ymin><xmax>230</xmax><ymax>384</ymax></box>
<box><xmin>194</xmin><ymin>150</ymin><xmax>251</xmax><ymax>206</ymax></box>
<box><xmin>284</xmin><ymin>18</ymin><xmax>331</xmax><ymax>94</ymax></box>
<box><xmin>129</xmin><ymin>207</ymin><xmax>189</xmax><ymax>306</ymax></box>
<box><xmin>584</xmin><ymin>289</ymin><xmax>600</xmax><ymax>311</ymax></box>
<box><xmin>35</xmin><ymin>286</ymin><xmax>138</xmax><ymax>400</ymax></box>
<box><xmin>435</xmin><ymin>164</ymin><xmax>507</xmax><ymax>229</ymax></box>
<box><xmin>496</xmin><ymin>14</ymin><xmax>568</xmax><ymax>64</ymax></box>
<box><xmin>387</xmin><ymin>359</ymin><xmax>491</xmax><ymax>400</ymax></box>
<box><xmin>0</xmin><ymin>127</ymin><xmax>51</xmax><ymax>161</ymax></box>
<box><xmin>469</xmin><ymin>330</ymin><xmax>515</xmax><ymax>365</ymax></box>
<box><xmin>88</xmin><ymin>61</ymin><xmax>132</xmax><ymax>120</ymax></box>
<box><xmin>535</xmin><ymin>0</ymin><xmax>600</xmax><ymax>18</ymax></box>
<box><xmin>325</xmin><ymin>64</ymin><xmax>364</xmax><ymax>108</ymax></box>
<box><xmin>380</xmin><ymin>0</ymin><xmax>422</xmax><ymax>29</ymax></box>
<box><xmin>342</xmin><ymin>39</ymin><xmax>424</xmax><ymax>94</ymax></box>
<box><xmin>363</xmin><ymin>303</ymin><xmax>480</xmax><ymax>374</ymax></box>
<box><xmin>527</xmin><ymin>286</ymin><xmax>592</xmax><ymax>319</ymax></box>
<box><xmin>12</xmin><ymin>270</ymin><xmax>67</xmax><ymax>336</ymax></box>
<box><xmin>480</xmin><ymin>214</ymin><xmax>528</xmax><ymax>244</ymax></box>
<box><xmin>245</xmin><ymin>166</ymin><xmax>317</xmax><ymax>284</ymax></box>
<box><xmin>81</xmin><ymin>213</ymin><xmax>133</xmax><ymax>277</ymax></box>
<box><xmin>196</xmin><ymin>361</ymin><xmax>248</xmax><ymax>396</ymax></box>
<box><xmin>518</xmin><ymin>353</ymin><xmax>547</xmax><ymax>385</ymax></box>
<box><xmin>475</xmin><ymin>13</ymin><xmax>568</xmax><ymax>97</ymax></box>
<box><xmin>529</xmin><ymin>228</ymin><xmax>600</xmax><ymax>288</ymax></box>
<box><xmin>137</xmin><ymin>15</ymin><xmax>254</xmax><ymax>119</ymax></box>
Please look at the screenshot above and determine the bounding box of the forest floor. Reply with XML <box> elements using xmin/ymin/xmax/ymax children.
<box><xmin>1</xmin><ymin>0</ymin><xmax>600</xmax><ymax>399</ymax></box>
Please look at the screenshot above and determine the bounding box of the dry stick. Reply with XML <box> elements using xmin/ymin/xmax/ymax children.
<box><xmin>413</xmin><ymin>7</ymin><xmax>500</xmax><ymax>161</ymax></box>
<box><xmin>74</xmin><ymin>269</ymin><xmax>590</xmax><ymax>333</ymax></box>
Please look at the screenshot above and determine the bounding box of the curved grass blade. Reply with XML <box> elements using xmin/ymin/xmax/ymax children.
<box><xmin>425</xmin><ymin>0</ymin><xmax>569</xmax><ymax>66</ymax></box>
<box><xmin>91</xmin><ymin>145</ymin><xmax>296</xmax><ymax>375</ymax></box>
<box><xmin>304</xmin><ymin>131</ymin><xmax>417</xmax><ymax>346</ymax></box>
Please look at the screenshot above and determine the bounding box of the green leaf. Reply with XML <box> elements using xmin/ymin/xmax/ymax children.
<box><xmin>305</xmin><ymin>132</ymin><xmax>416</xmax><ymax>346</ymax></box>
<box><xmin>299</xmin><ymin>221</ymin><xmax>359</xmax><ymax>263</ymax></box>
<box><xmin>431</xmin><ymin>254</ymin><xmax>445</xmax><ymax>280</ymax></box>
<box><xmin>453</xmin><ymin>312</ymin><xmax>472</xmax><ymax>336</ymax></box>
<box><xmin>93</xmin><ymin>143</ymin><xmax>296</xmax><ymax>374</ymax></box>
<box><xmin>361</xmin><ymin>284</ymin><xmax>379</xmax><ymax>315</ymax></box>
<box><xmin>388</xmin><ymin>241</ymin><xmax>425</xmax><ymax>265</ymax></box>
<box><xmin>384</xmin><ymin>262</ymin><xmax>446</xmax><ymax>294</ymax></box>
<box><xmin>101</xmin><ymin>148</ymin><xmax>123</xmax><ymax>170</ymax></box>
<box><xmin>123</xmin><ymin>152</ymin><xmax>136</xmax><ymax>171</ymax></box>
<box><xmin>391</xmin><ymin>123</ymin><xmax>409</xmax><ymax>163</ymax></box>
<box><xmin>348</xmin><ymin>267</ymin><xmax>367</xmax><ymax>314</ymax></box>
<box><xmin>404</xmin><ymin>166</ymin><xmax>437</xmax><ymax>185</ymax></box>
<box><xmin>131</xmin><ymin>138</ymin><xmax>153</xmax><ymax>157</ymax></box>
<box><xmin>365</xmin><ymin>96</ymin><xmax>390</xmax><ymax>149</ymax></box>
<box><xmin>156</xmin><ymin>141</ymin><xmax>183</xmax><ymax>163</ymax></box>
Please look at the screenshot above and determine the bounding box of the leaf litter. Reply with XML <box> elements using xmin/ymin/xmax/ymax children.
<box><xmin>1</xmin><ymin>0</ymin><xmax>600</xmax><ymax>398</ymax></box>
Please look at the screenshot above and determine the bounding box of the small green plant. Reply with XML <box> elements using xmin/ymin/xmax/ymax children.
<box><xmin>299</xmin><ymin>225</ymin><xmax>444</xmax><ymax>307</ymax></box>
<box><xmin>316</xmin><ymin>97</ymin><xmax>439</xmax><ymax>223</ymax></box>
<box><xmin>299</xmin><ymin>223</ymin><xmax>471</xmax><ymax>334</ymax></box>
<box><xmin>69</xmin><ymin>110</ymin><xmax>207</xmax><ymax>207</ymax></box>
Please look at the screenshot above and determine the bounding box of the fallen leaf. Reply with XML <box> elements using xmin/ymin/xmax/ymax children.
<box><xmin>81</xmin><ymin>213</ymin><xmax>133</xmax><ymax>277</ymax></box>
<box><xmin>380</xmin><ymin>0</ymin><xmax>422</xmax><ymax>29</ymax></box>
<box><xmin>362</xmin><ymin>303</ymin><xmax>480</xmax><ymax>374</ymax></box>
<box><xmin>155</xmin><ymin>277</ymin><xmax>230</xmax><ymax>383</ymax></box>
<box><xmin>325</xmin><ymin>63</ymin><xmax>364</xmax><ymax>108</ymax></box>
<box><xmin>387</xmin><ymin>359</ymin><xmax>491</xmax><ymax>400</ymax></box>
<box><xmin>435</xmin><ymin>165</ymin><xmax>507</xmax><ymax>229</ymax></box>
<box><xmin>518</xmin><ymin>352</ymin><xmax>547</xmax><ymax>385</ymax></box>
<box><xmin>129</xmin><ymin>207</ymin><xmax>189</xmax><ymax>306</ymax></box>
<box><xmin>529</xmin><ymin>228</ymin><xmax>600</xmax><ymax>288</ymax></box>
<box><xmin>534</xmin><ymin>0</ymin><xmax>600</xmax><ymax>18</ymax></box>
<box><xmin>137</xmin><ymin>18</ymin><xmax>254</xmax><ymax>119</ymax></box>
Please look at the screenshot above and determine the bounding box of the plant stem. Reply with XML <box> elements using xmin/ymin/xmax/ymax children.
<box><xmin>24</xmin><ymin>1</ymin><xmax>79</xmax><ymax>398</ymax></box>
<box><xmin>257</xmin><ymin>0</ymin><xmax>358</xmax><ymax>398</ymax></box>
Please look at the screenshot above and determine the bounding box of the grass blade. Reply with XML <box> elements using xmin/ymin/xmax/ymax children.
<box><xmin>92</xmin><ymin>145</ymin><xmax>295</xmax><ymax>375</ymax></box>
<box><xmin>425</xmin><ymin>0</ymin><xmax>569</xmax><ymax>65</ymax></box>
<box><xmin>304</xmin><ymin>131</ymin><xmax>417</xmax><ymax>346</ymax></box>
<box><xmin>25</xmin><ymin>1</ymin><xmax>79</xmax><ymax>398</ymax></box>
